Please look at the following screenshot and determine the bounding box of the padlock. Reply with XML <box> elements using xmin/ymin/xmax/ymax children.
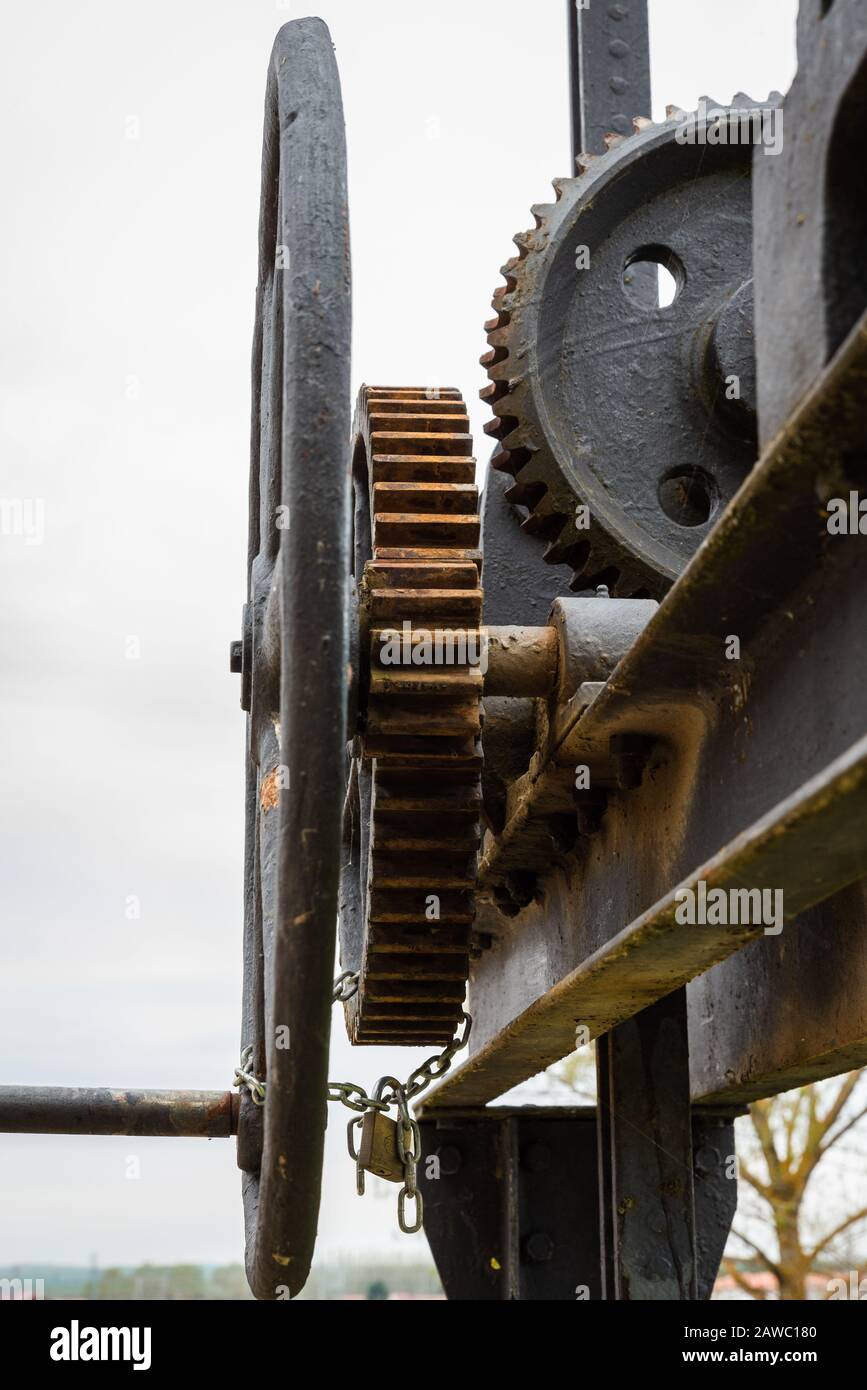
<box><xmin>357</xmin><ymin>1108</ymin><xmax>404</xmax><ymax>1183</ymax></box>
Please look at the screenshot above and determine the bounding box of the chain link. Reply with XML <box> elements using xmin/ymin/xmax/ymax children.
<box><xmin>233</xmin><ymin>1045</ymin><xmax>266</xmax><ymax>1106</ymax></box>
<box><xmin>395</xmin><ymin>1088</ymin><xmax>424</xmax><ymax>1233</ymax></box>
<box><xmin>332</xmin><ymin>970</ymin><xmax>359</xmax><ymax>1003</ymax></box>
<box><xmin>326</xmin><ymin>1080</ymin><xmax>390</xmax><ymax>1114</ymax></box>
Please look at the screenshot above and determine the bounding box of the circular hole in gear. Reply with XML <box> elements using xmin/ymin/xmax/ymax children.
<box><xmin>622</xmin><ymin>244</ymin><xmax>685</xmax><ymax>309</ymax></box>
<box><xmin>658</xmin><ymin>466</ymin><xmax>717</xmax><ymax>527</ymax></box>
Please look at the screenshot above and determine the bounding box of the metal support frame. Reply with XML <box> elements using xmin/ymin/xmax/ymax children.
<box><xmin>418</xmin><ymin>1093</ymin><xmax>737</xmax><ymax>1300</ymax></box>
<box><xmin>597</xmin><ymin>992</ymin><xmax>695</xmax><ymax>1300</ymax></box>
<box><xmin>421</xmin><ymin>302</ymin><xmax>867</xmax><ymax>1115</ymax></box>
<box><xmin>419</xmin><ymin>1107</ymin><xmax>600</xmax><ymax>1300</ymax></box>
<box><xmin>568</xmin><ymin>0</ymin><xmax>651</xmax><ymax>160</ymax></box>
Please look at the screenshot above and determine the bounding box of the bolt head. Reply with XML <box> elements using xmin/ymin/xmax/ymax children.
<box><xmin>229</xmin><ymin>639</ymin><xmax>243</xmax><ymax>675</ymax></box>
<box><xmin>436</xmin><ymin>1145</ymin><xmax>462</xmax><ymax>1176</ymax></box>
<box><xmin>524</xmin><ymin>1231</ymin><xmax>555</xmax><ymax>1264</ymax></box>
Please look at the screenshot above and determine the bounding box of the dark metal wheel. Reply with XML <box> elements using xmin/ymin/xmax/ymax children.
<box><xmin>234</xmin><ymin>17</ymin><xmax>351</xmax><ymax>1300</ymax></box>
<box><xmin>482</xmin><ymin>98</ymin><xmax>780</xmax><ymax>597</ymax></box>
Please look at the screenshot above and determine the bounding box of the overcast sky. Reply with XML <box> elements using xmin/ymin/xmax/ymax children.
<box><xmin>0</xmin><ymin>0</ymin><xmax>797</xmax><ymax>1274</ymax></box>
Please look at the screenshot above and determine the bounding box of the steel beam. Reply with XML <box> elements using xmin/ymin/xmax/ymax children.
<box><xmin>597</xmin><ymin>992</ymin><xmax>696</xmax><ymax>1300</ymax></box>
<box><xmin>420</xmin><ymin>306</ymin><xmax>867</xmax><ymax>1111</ymax></box>
<box><xmin>692</xmin><ymin>1112</ymin><xmax>738</xmax><ymax>1301</ymax></box>
<box><xmin>567</xmin><ymin>0</ymin><xmax>651</xmax><ymax>161</ymax></box>
<box><xmin>423</xmin><ymin>733</ymin><xmax>867</xmax><ymax>1111</ymax></box>
<box><xmin>689</xmin><ymin>880</ymin><xmax>867</xmax><ymax>1105</ymax></box>
<box><xmin>418</xmin><ymin>1107</ymin><xmax>601</xmax><ymax>1300</ymax></box>
<box><xmin>754</xmin><ymin>0</ymin><xmax>867</xmax><ymax>446</ymax></box>
<box><xmin>418</xmin><ymin>1099</ymin><xmax>735</xmax><ymax>1300</ymax></box>
<box><xmin>0</xmin><ymin>1087</ymin><xmax>238</xmax><ymax>1138</ymax></box>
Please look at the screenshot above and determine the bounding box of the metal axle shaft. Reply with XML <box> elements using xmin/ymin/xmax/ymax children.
<box><xmin>0</xmin><ymin>1086</ymin><xmax>239</xmax><ymax>1138</ymax></box>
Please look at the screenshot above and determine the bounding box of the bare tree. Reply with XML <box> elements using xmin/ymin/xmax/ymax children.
<box><xmin>724</xmin><ymin>1071</ymin><xmax>867</xmax><ymax>1300</ymax></box>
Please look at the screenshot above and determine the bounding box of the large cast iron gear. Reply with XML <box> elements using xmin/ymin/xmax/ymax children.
<box><xmin>482</xmin><ymin>95</ymin><xmax>781</xmax><ymax>597</ymax></box>
<box><xmin>340</xmin><ymin>386</ymin><xmax>482</xmax><ymax>1046</ymax></box>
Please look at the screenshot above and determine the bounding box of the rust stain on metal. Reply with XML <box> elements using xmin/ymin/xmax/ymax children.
<box><xmin>260</xmin><ymin>768</ymin><xmax>280</xmax><ymax>812</ymax></box>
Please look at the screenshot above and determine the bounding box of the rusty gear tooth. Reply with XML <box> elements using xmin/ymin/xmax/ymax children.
<box><xmin>488</xmin><ymin>443</ymin><xmax>513</xmax><ymax>473</ymax></box>
<box><xmin>603</xmin><ymin>131</ymin><xmax>627</xmax><ymax>151</ymax></box>
<box><xmin>483</xmin><ymin>416</ymin><xmax>509</xmax><ymax>439</ymax></box>
<box><xmin>503</xmin><ymin>477</ymin><xmax>533</xmax><ymax>507</ymax></box>
<box><xmin>632</xmin><ymin>115</ymin><xmax>654</xmax><ymax>133</ymax></box>
<box><xmin>485</xmin><ymin>317</ymin><xmax>512</xmax><ymax>347</ymax></box>
<box><xmin>479</xmin><ymin>346</ymin><xmax>504</xmax><ymax>369</ymax></box>
<box><xmin>530</xmin><ymin>201</ymin><xmax>556</xmax><ymax>223</ymax></box>
<box><xmin>575</xmin><ymin>151</ymin><xmax>595</xmax><ymax>174</ymax></box>
<box><xmin>480</xmin><ymin>380</ymin><xmax>508</xmax><ymax>405</ymax></box>
<box><xmin>665</xmin><ymin>103</ymin><xmax>686</xmax><ymax>120</ymax></box>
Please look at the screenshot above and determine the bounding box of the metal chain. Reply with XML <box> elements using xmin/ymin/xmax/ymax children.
<box><xmin>332</xmin><ymin>970</ymin><xmax>359</xmax><ymax>1003</ymax></box>
<box><xmin>233</xmin><ymin>1045</ymin><xmax>266</xmax><ymax>1106</ymax></box>
<box><xmin>327</xmin><ymin>1006</ymin><xmax>471</xmax><ymax>1237</ymax></box>
<box><xmin>395</xmin><ymin>1088</ymin><xmax>423</xmax><ymax>1233</ymax></box>
<box><xmin>234</xmin><ymin>972</ymin><xmax>471</xmax><ymax>1235</ymax></box>
<box><xmin>325</xmin><ymin>1010</ymin><xmax>471</xmax><ymax>1118</ymax></box>
<box><xmin>235</xmin><ymin>972</ymin><xmax>361</xmax><ymax>1105</ymax></box>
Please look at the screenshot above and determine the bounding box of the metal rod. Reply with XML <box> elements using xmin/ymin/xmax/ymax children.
<box><xmin>484</xmin><ymin>626</ymin><xmax>558</xmax><ymax>696</ymax></box>
<box><xmin>0</xmin><ymin>1087</ymin><xmax>239</xmax><ymax>1138</ymax></box>
<box><xmin>567</xmin><ymin>0</ymin><xmax>584</xmax><ymax>164</ymax></box>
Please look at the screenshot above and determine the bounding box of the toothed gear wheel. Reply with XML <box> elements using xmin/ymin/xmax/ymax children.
<box><xmin>482</xmin><ymin>95</ymin><xmax>781</xmax><ymax>597</ymax></box>
<box><xmin>340</xmin><ymin>386</ymin><xmax>482</xmax><ymax>1046</ymax></box>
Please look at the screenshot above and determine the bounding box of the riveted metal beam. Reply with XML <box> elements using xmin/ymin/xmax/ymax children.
<box><xmin>567</xmin><ymin>0</ymin><xmax>651</xmax><ymax>161</ymax></box>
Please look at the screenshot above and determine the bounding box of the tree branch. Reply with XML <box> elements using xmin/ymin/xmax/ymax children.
<box><xmin>728</xmin><ymin>1227</ymin><xmax>784</xmax><ymax>1283</ymax></box>
<box><xmin>721</xmin><ymin>1257</ymin><xmax>768</xmax><ymax>1301</ymax></box>
<box><xmin>806</xmin><ymin>1206</ymin><xmax>867</xmax><ymax>1263</ymax></box>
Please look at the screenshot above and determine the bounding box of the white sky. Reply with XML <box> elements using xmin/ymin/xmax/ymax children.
<box><xmin>0</xmin><ymin>0</ymin><xmax>797</xmax><ymax>1272</ymax></box>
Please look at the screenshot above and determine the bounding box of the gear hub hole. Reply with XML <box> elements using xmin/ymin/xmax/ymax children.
<box><xmin>657</xmin><ymin>466</ymin><xmax>716</xmax><ymax>527</ymax></box>
<box><xmin>622</xmin><ymin>245</ymin><xmax>684</xmax><ymax>310</ymax></box>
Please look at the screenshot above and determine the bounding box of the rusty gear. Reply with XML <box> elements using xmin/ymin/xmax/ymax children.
<box><xmin>342</xmin><ymin>386</ymin><xmax>482</xmax><ymax>1045</ymax></box>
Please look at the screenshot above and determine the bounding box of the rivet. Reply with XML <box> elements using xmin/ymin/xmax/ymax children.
<box><xmin>694</xmin><ymin>1144</ymin><xmax>720</xmax><ymax>1176</ymax></box>
<box><xmin>437</xmin><ymin>1145</ymin><xmax>462</xmax><ymax>1176</ymax></box>
<box><xmin>609</xmin><ymin>39</ymin><xmax>629</xmax><ymax>59</ymax></box>
<box><xmin>524</xmin><ymin>1231</ymin><xmax>555</xmax><ymax>1264</ymax></box>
